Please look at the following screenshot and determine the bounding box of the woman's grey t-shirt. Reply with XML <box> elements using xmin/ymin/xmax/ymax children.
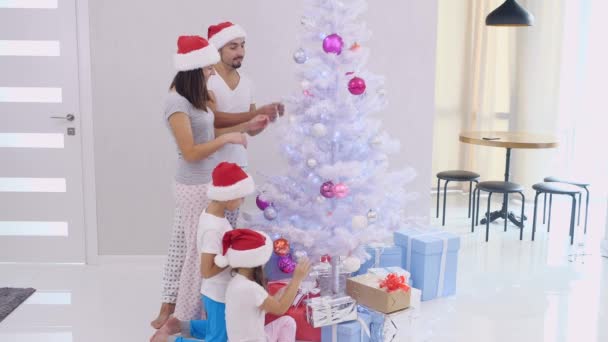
<box><xmin>164</xmin><ymin>92</ymin><xmax>218</xmax><ymax>185</ymax></box>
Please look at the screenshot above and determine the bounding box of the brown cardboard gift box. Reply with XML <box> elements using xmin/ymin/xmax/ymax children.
<box><xmin>346</xmin><ymin>274</ymin><xmax>411</xmax><ymax>314</ymax></box>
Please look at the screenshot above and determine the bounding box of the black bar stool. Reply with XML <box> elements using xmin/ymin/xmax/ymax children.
<box><xmin>471</xmin><ymin>181</ymin><xmax>525</xmax><ymax>242</ymax></box>
<box><xmin>531</xmin><ymin>182</ymin><xmax>581</xmax><ymax>245</ymax></box>
<box><xmin>543</xmin><ymin>176</ymin><xmax>590</xmax><ymax>234</ymax></box>
<box><xmin>436</xmin><ymin>170</ymin><xmax>480</xmax><ymax>226</ymax></box>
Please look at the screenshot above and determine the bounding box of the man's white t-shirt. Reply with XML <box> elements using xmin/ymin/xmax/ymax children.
<box><xmin>207</xmin><ymin>71</ymin><xmax>254</xmax><ymax>168</ymax></box>
<box><xmin>225</xmin><ymin>273</ymin><xmax>269</xmax><ymax>342</ymax></box>
<box><xmin>197</xmin><ymin>211</ymin><xmax>233</xmax><ymax>303</ymax></box>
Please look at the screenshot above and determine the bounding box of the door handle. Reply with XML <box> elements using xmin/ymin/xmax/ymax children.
<box><xmin>50</xmin><ymin>114</ymin><xmax>75</xmax><ymax>121</ymax></box>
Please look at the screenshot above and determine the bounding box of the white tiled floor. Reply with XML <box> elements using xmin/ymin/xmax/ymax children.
<box><xmin>0</xmin><ymin>193</ymin><xmax>606</xmax><ymax>341</ymax></box>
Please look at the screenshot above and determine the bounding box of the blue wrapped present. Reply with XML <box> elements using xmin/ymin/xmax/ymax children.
<box><xmin>394</xmin><ymin>228</ymin><xmax>460</xmax><ymax>301</ymax></box>
<box><xmin>321</xmin><ymin>310</ymin><xmax>371</xmax><ymax>342</ymax></box>
<box><xmin>358</xmin><ymin>305</ymin><xmax>419</xmax><ymax>342</ymax></box>
<box><xmin>264</xmin><ymin>253</ymin><xmax>293</xmax><ymax>281</ymax></box>
<box><xmin>355</xmin><ymin>245</ymin><xmax>402</xmax><ymax>276</ymax></box>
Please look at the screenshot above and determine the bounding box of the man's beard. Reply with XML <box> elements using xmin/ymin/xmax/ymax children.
<box><xmin>232</xmin><ymin>60</ymin><xmax>242</xmax><ymax>69</ymax></box>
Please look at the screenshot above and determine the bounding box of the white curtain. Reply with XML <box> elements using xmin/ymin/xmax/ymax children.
<box><xmin>552</xmin><ymin>0</ymin><xmax>608</xmax><ymax>199</ymax></box>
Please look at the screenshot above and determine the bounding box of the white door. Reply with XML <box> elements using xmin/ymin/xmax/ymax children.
<box><xmin>0</xmin><ymin>0</ymin><xmax>86</xmax><ymax>262</ymax></box>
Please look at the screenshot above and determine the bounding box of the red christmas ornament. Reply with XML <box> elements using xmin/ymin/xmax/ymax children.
<box><xmin>320</xmin><ymin>254</ymin><xmax>332</xmax><ymax>263</ymax></box>
<box><xmin>273</xmin><ymin>238</ymin><xmax>290</xmax><ymax>256</ymax></box>
<box><xmin>348</xmin><ymin>76</ymin><xmax>366</xmax><ymax>95</ymax></box>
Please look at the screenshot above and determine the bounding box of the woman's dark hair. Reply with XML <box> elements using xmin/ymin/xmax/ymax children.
<box><xmin>253</xmin><ymin>265</ymin><xmax>267</xmax><ymax>288</ymax></box>
<box><xmin>231</xmin><ymin>266</ymin><xmax>267</xmax><ymax>289</ymax></box>
<box><xmin>170</xmin><ymin>68</ymin><xmax>210</xmax><ymax>110</ymax></box>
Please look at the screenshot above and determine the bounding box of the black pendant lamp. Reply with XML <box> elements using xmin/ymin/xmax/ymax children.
<box><xmin>486</xmin><ymin>0</ymin><xmax>534</xmax><ymax>26</ymax></box>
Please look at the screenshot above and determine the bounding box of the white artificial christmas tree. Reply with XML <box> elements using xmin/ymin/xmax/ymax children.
<box><xmin>245</xmin><ymin>0</ymin><xmax>417</xmax><ymax>266</ymax></box>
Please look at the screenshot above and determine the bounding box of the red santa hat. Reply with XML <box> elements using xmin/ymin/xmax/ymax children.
<box><xmin>207</xmin><ymin>21</ymin><xmax>247</xmax><ymax>49</ymax></box>
<box><xmin>207</xmin><ymin>162</ymin><xmax>255</xmax><ymax>201</ymax></box>
<box><xmin>174</xmin><ymin>35</ymin><xmax>219</xmax><ymax>71</ymax></box>
<box><xmin>214</xmin><ymin>229</ymin><xmax>273</xmax><ymax>268</ymax></box>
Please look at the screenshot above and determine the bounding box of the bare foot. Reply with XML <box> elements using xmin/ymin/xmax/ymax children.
<box><xmin>150</xmin><ymin>303</ymin><xmax>175</xmax><ymax>329</ymax></box>
<box><xmin>150</xmin><ymin>316</ymin><xmax>181</xmax><ymax>342</ymax></box>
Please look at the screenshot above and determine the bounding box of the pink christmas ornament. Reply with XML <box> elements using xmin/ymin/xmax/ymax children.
<box><xmin>278</xmin><ymin>255</ymin><xmax>296</xmax><ymax>273</ymax></box>
<box><xmin>322</xmin><ymin>33</ymin><xmax>344</xmax><ymax>54</ymax></box>
<box><xmin>348</xmin><ymin>76</ymin><xmax>366</xmax><ymax>95</ymax></box>
<box><xmin>333</xmin><ymin>183</ymin><xmax>349</xmax><ymax>198</ymax></box>
<box><xmin>320</xmin><ymin>181</ymin><xmax>335</xmax><ymax>198</ymax></box>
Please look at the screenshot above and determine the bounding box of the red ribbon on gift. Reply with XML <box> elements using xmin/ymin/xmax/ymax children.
<box><xmin>379</xmin><ymin>273</ymin><xmax>410</xmax><ymax>293</ymax></box>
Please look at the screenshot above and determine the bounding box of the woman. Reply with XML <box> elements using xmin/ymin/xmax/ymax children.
<box><xmin>151</xmin><ymin>35</ymin><xmax>269</xmax><ymax>328</ymax></box>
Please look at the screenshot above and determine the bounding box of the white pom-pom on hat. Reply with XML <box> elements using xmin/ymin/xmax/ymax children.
<box><xmin>214</xmin><ymin>254</ymin><xmax>229</xmax><ymax>268</ymax></box>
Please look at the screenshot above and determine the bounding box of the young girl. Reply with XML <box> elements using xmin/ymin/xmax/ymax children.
<box><xmin>152</xmin><ymin>35</ymin><xmax>268</xmax><ymax>327</ymax></box>
<box><xmin>221</xmin><ymin>228</ymin><xmax>312</xmax><ymax>342</ymax></box>
<box><xmin>152</xmin><ymin>162</ymin><xmax>256</xmax><ymax>342</ymax></box>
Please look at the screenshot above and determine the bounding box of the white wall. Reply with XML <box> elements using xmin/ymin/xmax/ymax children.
<box><xmin>89</xmin><ymin>0</ymin><xmax>438</xmax><ymax>255</ymax></box>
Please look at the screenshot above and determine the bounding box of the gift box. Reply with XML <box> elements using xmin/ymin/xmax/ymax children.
<box><xmin>409</xmin><ymin>287</ymin><xmax>422</xmax><ymax>309</ymax></box>
<box><xmin>367</xmin><ymin>267</ymin><xmax>410</xmax><ymax>283</ymax></box>
<box><xmin>355</xmin><ymin>245</ymin><xmax>403</xmax><ymax>276</ymax></box>
<box><xmin>346</xmin><ymin>274</ymin><xmax>410</xmax><ymax>314</ymax></box>
<box><xmin>265</xmin><ymin>253</ymin><xmax>294</xmax><ymax>281</ymax></box>
<box><xmin>306</xmin><ymin>295</ymin><xmax>358</xmax><ymax>328</ymax></box>
<box><xmin>394</xmin><ymin>228</ymin><xmax>460</xmax><ymax>301</ymax></box>
<box><xmin>321</xmin><ymin>310</ymin><xmax>371</xmax><ymax>342</ymax></box>
<box><xmin>266</xmin><ymin>281</ymin><xmax>321</xmax><ymax>341</ymax></box>
<box><xmin>359</xmin><ymin>306</ymin><xmax>420</xmax><ymax>342</ymax></box>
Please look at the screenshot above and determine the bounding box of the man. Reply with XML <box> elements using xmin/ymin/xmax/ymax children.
<box><xmin>207</xmin><ymin>21</ymin><xmax>284</xmax><ymax>160</ymax></box>
<box><xmin>206</xmin><ymin>21</ymin><xmax>284</xmax><ymax>228</ymax></box>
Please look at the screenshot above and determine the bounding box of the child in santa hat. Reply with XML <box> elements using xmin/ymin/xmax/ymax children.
<box><xmin>152</xmin><ymin>162</ymin><xmax>257</xmax><ymax>342</ymax></box>
<box><xmin>221</xmin><ymin>229</ymin><xmax>311</xmax><ymax>342</ymax></box>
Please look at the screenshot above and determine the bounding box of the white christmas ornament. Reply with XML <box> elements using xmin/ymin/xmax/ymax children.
<box><xmin>300</xmin><ymin>16</ymin><xmax>316</xmax><ymax>27</ymax></box>
<box><xmin>316</xmin><ymin>196</ymin><xmax>326</xmax><ymax>204</ymax></box>
<box><xmin>312</xmin><ymin>123</ymin><xmax>327</xmax><ymax>137</ymax></box>
<box><xmin>351</xmin><ymin>215</ymin><xmax>368</xmax><ymax>230</ymax></box>
<box><xmin>342</xmin><ymin>256</ymin><xmax>361</xmax><ymax>273</ymax></box>
<box><xmin>370</xmin><ymin>136</ymin><xmax>382</xmax><ymax>147</ymax></box>
<box><xmin>307</xmin><ymin>158</ymin><xmax>318</xmax><ymax>168</ymax></box>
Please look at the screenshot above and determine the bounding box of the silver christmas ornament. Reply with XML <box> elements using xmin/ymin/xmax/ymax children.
<box><xmin>367</xmin><ymin>209</ymin><xmax>378</xmax><ymax>223</ymax></box>
<box><xmin>293</xmin><ymin>48</ymin><xmax>308</xmax><ymax>64</ymax></box>
<box><xmin>264</xmin><ymin>207</ymin><xmax>278</xmax><ymax>220</ymax></box>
